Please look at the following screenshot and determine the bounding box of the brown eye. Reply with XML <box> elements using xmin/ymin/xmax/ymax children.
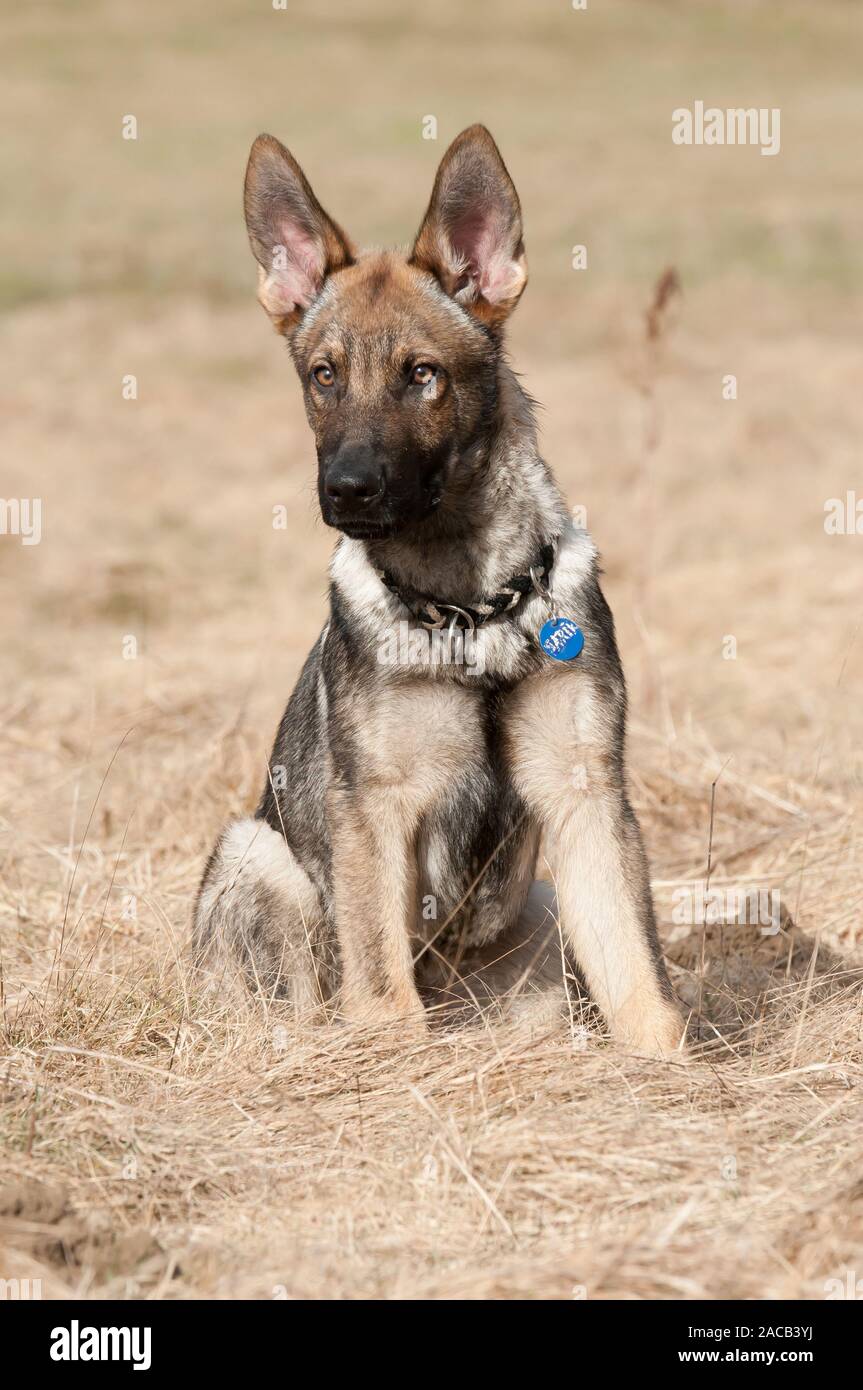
<box><xmin>312</xmin><ymin>363</ymin><xmax>335</xmax><ymax>388</ymax></box>
<box><xmin>410</xmin><ymin>362</ymin><xmax>437</xmax><ymax>387</ymax></box>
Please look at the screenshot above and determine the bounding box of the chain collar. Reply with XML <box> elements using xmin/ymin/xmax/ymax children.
<box><xmin>377</xmin><ymin>540</ymin><xmax>557</xmax><ymax>633</ymax></box>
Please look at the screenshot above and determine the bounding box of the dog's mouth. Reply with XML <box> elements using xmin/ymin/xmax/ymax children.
<box><xmin>322</xmin><ymin>488</ymin><xmax>443</xmax><ymax>542</ymax></box>
<box><xmin>330</xmin><ymin>517</ymin><xmax>403</xmax><ymax>541</ymax></box>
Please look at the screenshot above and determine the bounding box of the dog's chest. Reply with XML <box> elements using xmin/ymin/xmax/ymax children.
<box><xmin>369</xmin><ymin>609</ymin><xmax>541</xmax><ymax>689</ymax></box>
<box><xmin>411</xmin><ymin>684</ymin><xmax>538</xmax><ymax>950</ymax></box>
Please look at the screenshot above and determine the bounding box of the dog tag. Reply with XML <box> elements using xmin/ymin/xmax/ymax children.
<box><xmin>539</xmin><ymin>616</ymin><xmax>584</xmax><ymax>662</ymax></box>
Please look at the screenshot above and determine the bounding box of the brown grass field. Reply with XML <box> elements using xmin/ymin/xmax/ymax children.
<box><xmin>1</xmin><ymin>0</ymin><xmax>862</xmax><ymax>1300</ymax></box>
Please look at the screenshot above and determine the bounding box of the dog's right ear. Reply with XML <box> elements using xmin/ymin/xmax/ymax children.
<box><xmin>244</xmin><ymin>134</ymin><xmax>355</xmax><ymax>334</ymax></box>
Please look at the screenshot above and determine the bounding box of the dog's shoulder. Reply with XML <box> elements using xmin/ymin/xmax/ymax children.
<box><xmin>548</xmin><ymin>519</ymin><xmax>599</xmax><ymax>601</ymax></box>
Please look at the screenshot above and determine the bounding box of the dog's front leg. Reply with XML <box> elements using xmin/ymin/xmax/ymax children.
<box><xmin>328</xmin><ymin>784</ymin><xmax>427</xmax><ymax>1033</ymax></box>
<box><xmin>505</xmin><ymin>669</ymin><xmax>685</xmax><ymax>1058</ymax></box>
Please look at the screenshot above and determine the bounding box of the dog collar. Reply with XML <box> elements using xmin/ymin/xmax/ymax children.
<box><xmin>377</xmin><ymin>540</ymin><xmax>557</xmax><ymax>632</ymax></box>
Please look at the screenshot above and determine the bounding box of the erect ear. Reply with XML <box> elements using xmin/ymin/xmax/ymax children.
<box><xmin>243</xmin><ymin>134</ymin><xmax>355</xmax><ymax>334</ymax></box>
<box><xmin>409</xmin><ymin>125</ymin><xmax>527</xmax><ymax>328</ymax></box>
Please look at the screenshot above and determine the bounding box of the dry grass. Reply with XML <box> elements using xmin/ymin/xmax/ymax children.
<box><xmin>1</xmin><ymin>851</ymin><xmax>862</xmax><ymax>1299</ymax></box>
<box><xmin>2</xmin><ymin>0</ymin><xmax>863</xmax><ymax>1300</ymax></box>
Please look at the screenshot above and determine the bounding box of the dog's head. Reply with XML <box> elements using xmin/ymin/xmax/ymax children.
<box><xmin>243</xmin><ymin>125</ymin><xmax>527</xmax><ymax>540</ymax></box>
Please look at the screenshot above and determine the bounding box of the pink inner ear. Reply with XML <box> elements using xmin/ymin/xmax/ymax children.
<box><xmin>449</xmin><ymin>209</ymin><xmax>518</xmax><ymax>306</ymax></box>
<box><xmin>268</xmin><ymin>216</ymin><xmax>326</xmax><ymax>311</ymax></box>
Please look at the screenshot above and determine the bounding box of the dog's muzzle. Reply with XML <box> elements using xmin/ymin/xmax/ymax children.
<box><xmin>321</xmin><ymin>445</ymin><xmax>385</xmax><ymax>528</ymax></box>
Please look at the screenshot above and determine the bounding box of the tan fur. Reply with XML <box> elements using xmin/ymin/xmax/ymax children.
<box><xmin>503</xmin><ymin>670</ymin><xmax>685</xmax><ymax>1057</ymax></box>
<box><xmin>329</xmin><ymin>683</ymin><xmax>484</xmax><ymax>1029</ymax></box>
<box><xmin>289</xmin><ymin>252</ymin><xmax>495</xmax><ymax>472</ymax></box>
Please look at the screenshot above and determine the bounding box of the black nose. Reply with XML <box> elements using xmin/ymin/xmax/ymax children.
<box><xmin>324</xmin><ymin>448</ymin><xmax>384</xmax><ymax>512</ymax></box>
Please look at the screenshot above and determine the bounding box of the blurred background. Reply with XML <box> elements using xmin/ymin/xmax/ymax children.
<box><xmin>1</xmin><ymin>0</ymin><xmax>862</xmax><ymax>1299</ymax></box>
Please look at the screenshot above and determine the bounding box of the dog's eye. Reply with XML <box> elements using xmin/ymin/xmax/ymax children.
<box><xmin>410</xmin><ymin>363</ymin><xmax>437</xmax><ymax>387</ymax></box>
<box><xmin>312</xmin><ymin>363</ymin><xmax>335</xmax><ymax>388</ymax></box>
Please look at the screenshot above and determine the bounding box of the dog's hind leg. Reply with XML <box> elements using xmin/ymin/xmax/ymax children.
<box><xmin>192</xmin><ymin>817</ymin><xmax>332</xmax><ymax>1013</ymax></box>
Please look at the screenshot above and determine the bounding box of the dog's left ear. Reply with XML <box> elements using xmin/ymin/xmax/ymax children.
<box><xmin>410</xmin><ymin>125</ymin><xmax>527</xmax><ymax>328</ymax></box>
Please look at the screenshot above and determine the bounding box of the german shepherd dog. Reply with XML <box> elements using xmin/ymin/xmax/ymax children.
<box><xmin>193</xmin><ymin>125</ymin><xmax>684</xmax><ymax>1058</ymax></box>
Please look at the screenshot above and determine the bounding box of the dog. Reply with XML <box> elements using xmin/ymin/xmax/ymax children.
<box><xmin>193</xmin><ymin>124</ymin><xmax>684</xmax><ymax>1057</ymax></box>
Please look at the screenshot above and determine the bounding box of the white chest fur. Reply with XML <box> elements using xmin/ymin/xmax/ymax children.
<box><xmin>330</xmin><ymin>521</ymin><xmax>597</xmax><ymax>684</ymax></box>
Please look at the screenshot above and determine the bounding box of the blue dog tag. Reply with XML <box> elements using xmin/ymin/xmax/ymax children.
<box><xmin>539</xmin><ymin>616</ymin><xmax>584</xmax><ymax>661</ymax></box>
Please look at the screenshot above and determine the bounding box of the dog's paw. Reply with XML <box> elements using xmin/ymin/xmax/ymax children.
<box><xmin>614</xmin><ymin>999</ymin><xmax>688</xmax><ymax>1060</ymax></box>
